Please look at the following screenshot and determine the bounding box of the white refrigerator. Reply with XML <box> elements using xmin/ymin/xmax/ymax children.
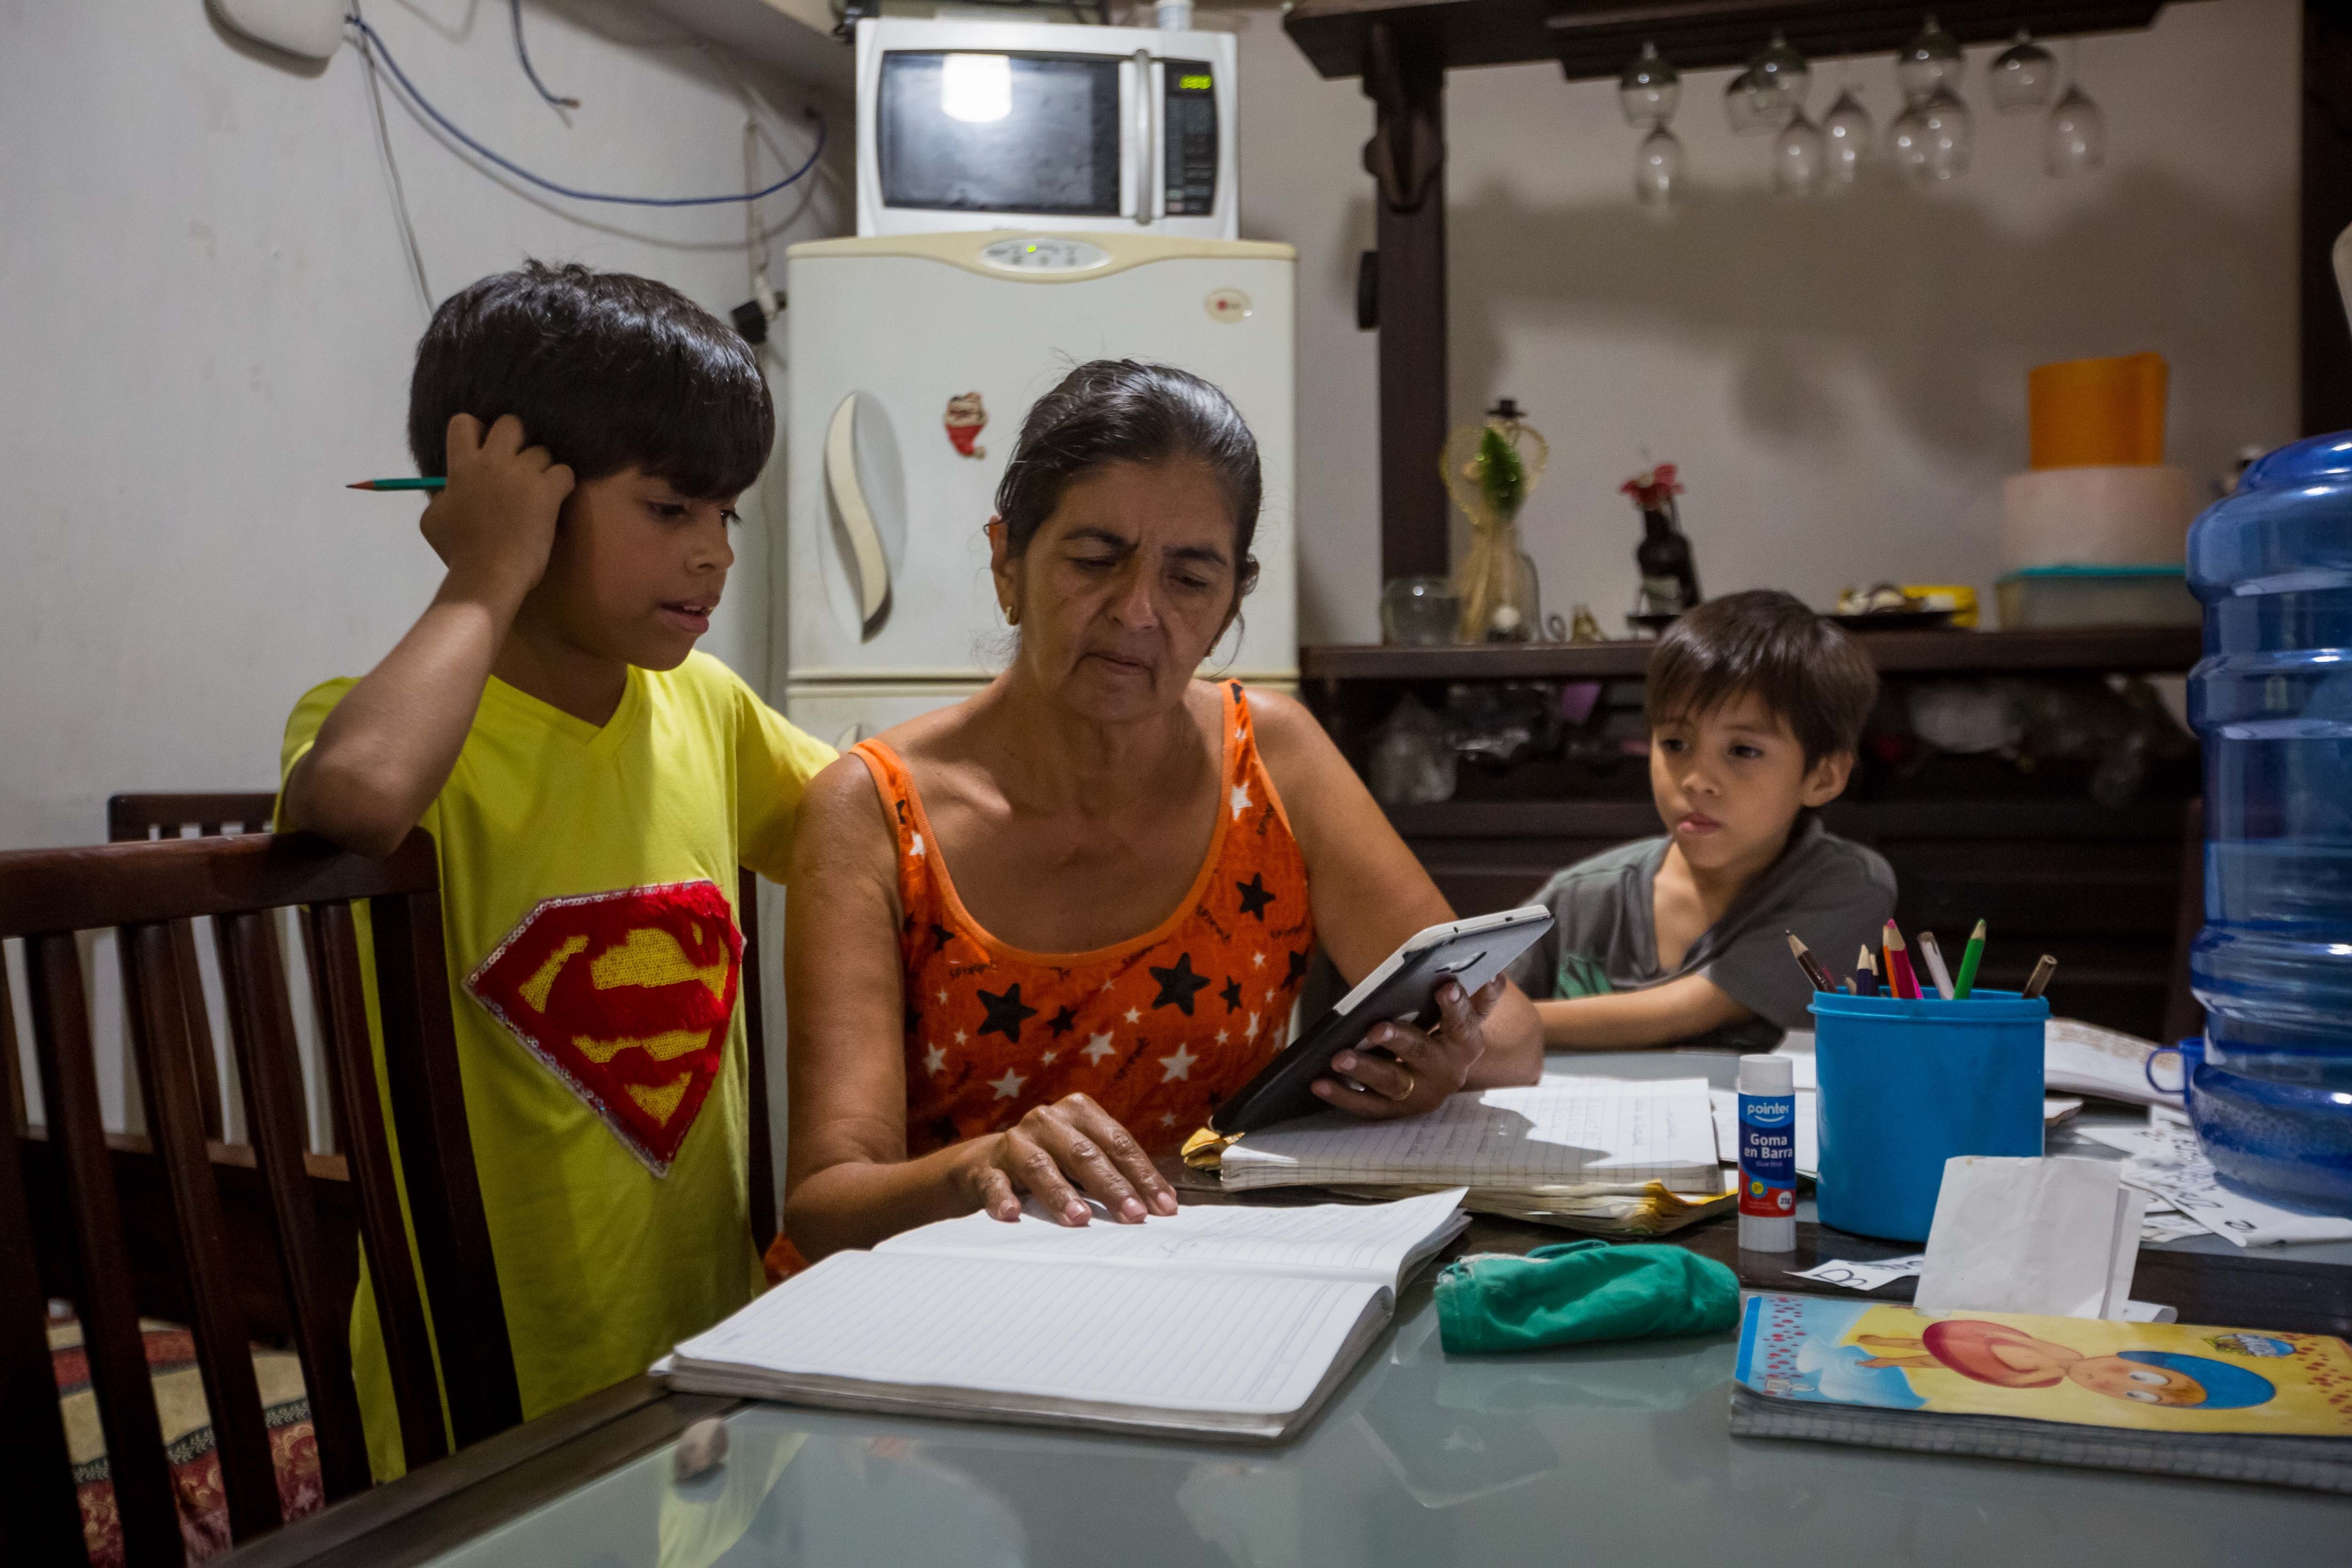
<box><xmin>778</xmin><ymin>231</ymin><xmax>1297</xmax><ymax>748</ymax></box>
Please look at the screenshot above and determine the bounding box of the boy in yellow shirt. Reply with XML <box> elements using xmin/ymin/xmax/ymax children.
<box><xmin>278</xmin><ymin>261</ymin><xmax>833</xmax><ymax>1478</ymax></box>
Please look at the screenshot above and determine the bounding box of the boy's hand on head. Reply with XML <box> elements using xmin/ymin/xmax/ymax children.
<box><xmin>423</xmin><ymin>413</ymin><xmax>574</xmax><ymax>604</ymax></box>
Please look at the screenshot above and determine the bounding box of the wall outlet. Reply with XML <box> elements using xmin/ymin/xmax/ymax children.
<box><xmin>210</xmin><ymin>0</ymin><xmax>345</xmax><ymax>61</ymax></box>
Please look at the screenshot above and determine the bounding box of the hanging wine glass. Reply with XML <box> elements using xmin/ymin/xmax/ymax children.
<box><xmin>1823</xmin><ymin>88</ymin><xmax>1874</xmax><ymax>185</ymax></box>
<box><xmin>2046</xmin><ymin>83</ymin><xmax>2105</xmax><ymax>175</ymax></box>
<box><xmin>1724</xmin><ymin>67</ymin><xmax>1778</xmax><ymax>135</ymax></box>
<box><xmin>1890</xmin><ymin>86</ymin><xmax>1970</xmax><ymax>183</ymax></box>
<box><xmin>1897</xmin><ymin>14</ymin><xmax>1963</xmax><ymax>105</ymax></box>
<box><xmin>1774</xmin><ymin>110</ymin><xmax>1825</xmax><ymax>196</ymax></box>
<box><xmin>1746</xmin><ymin>32</ymin><xmax>1811</xmax><ymax>122</ymax></box>
<box><xmin>1989</xmin><ymin>30</ymin><xmax>2058</xmax><ymax>114</ymax></box>
<box><xmin>1634</xmin><ymin>125</ymin><xmax>1685</xmax><ymax>206</ymax></box>
<box><xmin>1619</xmin><ymin>41</ymin><xmax>1680</xmax><ymax>127</ymax></box>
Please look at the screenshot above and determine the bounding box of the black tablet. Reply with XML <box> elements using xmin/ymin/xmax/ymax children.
<box><xmin>1208</xmin><ymin>906</ymin><xmax>1553</xmax><ymax>1138</ymax></box>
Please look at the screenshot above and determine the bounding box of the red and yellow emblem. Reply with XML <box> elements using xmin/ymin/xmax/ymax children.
<box><xmin>466</xmin><ymin>881</ymin><xmax>742</xmax><ymax>1175</ymax></box>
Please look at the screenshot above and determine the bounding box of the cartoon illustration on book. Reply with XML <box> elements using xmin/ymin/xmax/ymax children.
<box><xmin>1853</xmin><ymin>1320</ymin><xmax>2275</xmax><ymax>1409</ymax></box>
<box><xmin>1736</xmin><ymin>1294</ymin><xmax>2352</xmax><ymax>1436</ymax></box>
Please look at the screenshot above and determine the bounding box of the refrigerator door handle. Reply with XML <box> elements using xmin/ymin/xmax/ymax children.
<box><xmin>825</xmin><ymin>393</ymin><xmax>892</xmax><ymax>630</ymax></box>
<box><xmin>1132</xmin><ymin>50</ymin><xmax>1156</xmax><ymax>226</ymax></box>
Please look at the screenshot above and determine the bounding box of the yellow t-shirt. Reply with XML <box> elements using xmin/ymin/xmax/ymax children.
<box><xmin>278</xmin><ymin>652</ymin><xmax>834</xmax><ymax>1479</ymax></box>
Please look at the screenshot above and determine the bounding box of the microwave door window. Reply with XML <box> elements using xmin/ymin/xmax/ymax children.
<box><xmin>879</xmin><ymin>52</ymin><xmax>1122</xmax><ymax>217</ymax></box>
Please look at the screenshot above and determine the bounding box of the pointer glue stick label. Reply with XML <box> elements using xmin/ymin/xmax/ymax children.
<box><xmin>1737</xmin><ymin>1053</ymin><xmax>1796</xmax><ymax>1252</ymax></box>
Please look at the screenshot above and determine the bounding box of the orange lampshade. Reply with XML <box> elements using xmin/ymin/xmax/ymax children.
<box><xmin>2028</xmin><ymin>353</ymin><xmax>2168</xmax><ymax>469</ymax></box>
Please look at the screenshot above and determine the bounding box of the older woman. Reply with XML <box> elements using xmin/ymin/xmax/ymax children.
<box><xmin>780</xmin><ymin>361</ymin><xmax>1541</xmax><ymax>1262</ymax></box>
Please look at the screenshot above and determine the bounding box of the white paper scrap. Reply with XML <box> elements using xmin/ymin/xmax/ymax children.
<box><xmin>2081</xmin><ymin>1123</ymin><xmax>2352</xmax><ymax>1249</ymax></box>
<box><xmin>1787</xmin><ymin>1254</ymin><xmax>1925</xmax><ymax>1293</ymax></box>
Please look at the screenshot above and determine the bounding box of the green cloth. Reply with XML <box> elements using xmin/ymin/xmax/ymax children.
<box><xmin>1434</xmin><ymin>1240</ymin><xmax>1740</xmax><ymax>1355</ymax></box>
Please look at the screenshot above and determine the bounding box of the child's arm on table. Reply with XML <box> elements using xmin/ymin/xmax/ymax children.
<box><xmin>280</xmin><ymin>414</ymin><xmax>572</xmax><ymax>855</ymax></box>
<box><xmin>1534</xmin><ymin>971</ymin><xmax>1754</xmax><ymax>1050</ymax></box>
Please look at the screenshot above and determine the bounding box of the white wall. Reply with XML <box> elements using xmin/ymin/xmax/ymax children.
<box><xmin>0</xmin><ymin>0</ymin><xmax>849</xmax><ymax>1134</ymax></box>
<box><xmin>1225</xmin><ymin>0</ymin><xmax>2299</xmax><ymax>643</ymax></box>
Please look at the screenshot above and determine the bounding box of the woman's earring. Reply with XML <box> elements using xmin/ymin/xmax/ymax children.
<box><xmin>1002</xmin><ymin>600</ymin><xmax>1020</xmax><ymax>627</ymax></box>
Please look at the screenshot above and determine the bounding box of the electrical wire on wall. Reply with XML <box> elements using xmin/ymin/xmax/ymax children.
<box><xmin>350</xmin><ymin>0</ymin><xmax>433</xmax><ymax>313</ymax></box>
<box><xmin>509</xmin><ymin>0</ymin><xmax>581</xmax><ymax>110</ymax></box>
<box><xmin>344</xmin><ymin>13</ymin><xmax>827</xmax><ymax>209</ymax></box>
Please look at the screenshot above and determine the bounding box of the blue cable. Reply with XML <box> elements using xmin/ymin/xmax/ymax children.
<box><xmin>509</xmin><ymin>0</ymin><xmax>580</xmax><ymax>110</ymax></box>
<box><xmin>348</xmin><ymin>14</ymin><xmax>826</xmax><ymax>208</ymax></box>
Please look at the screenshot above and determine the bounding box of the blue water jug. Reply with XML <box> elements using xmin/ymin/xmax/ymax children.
<box><xmin>2185</xmin><ymin>430</ymin><xmax>2352</xmax><ymax>1213</ymax></box>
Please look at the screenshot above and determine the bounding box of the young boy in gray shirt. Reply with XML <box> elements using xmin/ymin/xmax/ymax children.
<box><xmin>1507</xmin><ymin>590</ymin><xmax>1894</xmax><ymax>1051</ymax></box>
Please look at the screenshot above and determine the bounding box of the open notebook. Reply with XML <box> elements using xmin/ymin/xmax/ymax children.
<box><xmin>661</xmin><ymin>1189</ymin><xmax>1469</xmax><ymax>1443</ymax></box>
<box><xmin>1219</xmin><ymin>1075</ymin><xmax>1722</xmax><ymax>1195</ymax></box>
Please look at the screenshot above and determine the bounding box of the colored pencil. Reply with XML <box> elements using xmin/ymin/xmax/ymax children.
<box><xmin>1953</xmin><ymin>919</ymin><xmax>1986</xmax><ymax>1000</ymax></box>
<box><xmin>1883</xmin><ymin>920</ymin><xmax>1922</xmax><ymax>1000</ymax></box>
<box><xmin>1854</xmin><ymin>944</ymin><xmax>1880</xmax><ymax>997</ymax></box>
<box><xmin>347</xmin><ymin>477</ymin><xmax>446</xmax><ymax>491</ymax></box>
<box><xmin>1785</xmin><ymin>930</ymin><xmax>1834</xmax><ymax>992</ymax></box>
<box><xmin>1916</xmin><ymin>931</ymin><xmax>1957</xmax><ymax>1000</ymax></box>
<box><xmin>2021</xmin><ymin>954</ymin><xmax>2059</xmax><ymax>1001</ymax></box>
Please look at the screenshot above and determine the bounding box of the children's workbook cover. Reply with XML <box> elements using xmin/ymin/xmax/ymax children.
<box><xmin>1736</xmin><ymin>1293</ymin><xmax>2352</xmax><ymax>1437</ymax></box>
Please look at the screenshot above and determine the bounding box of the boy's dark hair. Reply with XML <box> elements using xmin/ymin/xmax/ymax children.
<box><xmin>1645</xmin><ymin>590</ymin><xmax>1877</xmax><ymax>765</ymax></box>
<box><xmin>995</xmin><ymin>359</ymin><xmax>1262</xmax><ymax>603</ymax></box>
<box><xmin>407</xmin><ymin>261</ymin><xmax>772</xmax><ymax>499</ymax></box>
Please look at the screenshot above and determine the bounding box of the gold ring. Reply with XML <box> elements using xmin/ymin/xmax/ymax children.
<box><xmin>1394</xmin><ymin>1068</ymin><xmax>1417</xmax><ymax>1103</ymax></box>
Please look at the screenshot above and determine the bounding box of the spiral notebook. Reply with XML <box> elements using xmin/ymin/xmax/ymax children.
<box><xmin>660</xmin><ymin>1189</ymin><xmax>1469</xmax><ymax>1443</ymax></box>
<box><xmin>1217</xmin><ymin>1075</ymin><xmax>1722</xmax><ymax>1194</ymax></box>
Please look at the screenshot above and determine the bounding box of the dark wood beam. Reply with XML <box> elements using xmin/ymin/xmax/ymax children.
<box><xmin>1364</xmin><ymin>19</ymin><xmax>1454</xmax><ymax>582</ymax></box>
<box><xmin>2304</xmin><ymin>0</ymin><xmax>2352</xmax><ymax>434</ymax></box>
<box><xmin>1286</xmin><ymin>0</ymin><xmax>2172</xmax><ymax>83</ymax></box>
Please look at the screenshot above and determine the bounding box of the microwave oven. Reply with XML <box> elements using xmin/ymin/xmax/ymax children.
<box><xmin>854</xmin><ymin>16</ymin><xmax>1239</xmax><ymax>240</ymax></box>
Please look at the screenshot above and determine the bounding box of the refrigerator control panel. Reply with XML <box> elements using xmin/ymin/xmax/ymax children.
<box><xmin>978</xmin><ymin>237</ymin><xmax>1112</xmax><ymax>274</ymax></box>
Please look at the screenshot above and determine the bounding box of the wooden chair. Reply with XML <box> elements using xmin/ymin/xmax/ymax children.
<box><xmin>104</xmin><ymin>793</ymin><xmax>283</xmax><ymax>1145</ymax></box>
<box><xmin>0</xmin><ymin>831</ymin><xmax>521</xmax><ymax>1566</ymax></box>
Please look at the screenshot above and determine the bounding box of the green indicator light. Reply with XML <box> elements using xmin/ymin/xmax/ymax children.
<box><xmin>1178</xmin><ymin>73</ymin><xmax>1212</xmax><ymax>90</ymax></box>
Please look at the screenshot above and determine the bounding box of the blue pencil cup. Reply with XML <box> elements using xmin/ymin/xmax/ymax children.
<box><xmin>1809</xmin><ymin>989</ymin><xmax>2049</xmax><ymax>1242</ymax></box>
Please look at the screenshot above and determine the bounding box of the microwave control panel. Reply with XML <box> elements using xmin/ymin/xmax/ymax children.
<box><xmin>1163</xmin><ymin>61</ymin><xmax>1219</xmax><ymax>217</ymax></box>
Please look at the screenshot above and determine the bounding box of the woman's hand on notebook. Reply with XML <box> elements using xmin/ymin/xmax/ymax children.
<box><xmin>959</xmin><ymin>1093</ymin><xmax>1182</xmax><ymax>1227</ymax></box>
<box><xmin>1313</xmin><ymin>976</ymin><xmax>1508</xmax><ymax>1120</ymax></box>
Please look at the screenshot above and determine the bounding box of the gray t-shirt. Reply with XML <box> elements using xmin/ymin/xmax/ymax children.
<box><xmin>1503</xmin><ymin>815</ymin><xmax>1896</xmax><ymax>1053</ymax></box>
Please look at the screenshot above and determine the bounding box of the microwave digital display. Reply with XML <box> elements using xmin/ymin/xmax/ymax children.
<box><xmin>1163</xmin><ymin>59</ymin><xmax>1218</xmax><ymax>217</ymax></box>
<box><xmin>877</xmin><ymin>52</ymin><xmax>1122</xmax><ymax>216</ymax></box>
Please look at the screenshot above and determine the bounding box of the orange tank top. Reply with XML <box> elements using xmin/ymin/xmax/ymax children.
<box><xmin>855</xmin><ymin>680</ymin><xmax>1315</xmax><ymax>1158</ymax></box>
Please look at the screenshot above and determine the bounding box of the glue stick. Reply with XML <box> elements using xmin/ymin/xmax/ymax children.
<box><xmin>1737</xmin><ymin>1054</ymin><xmax>1797</xmax><ymax>1252</ymax></box>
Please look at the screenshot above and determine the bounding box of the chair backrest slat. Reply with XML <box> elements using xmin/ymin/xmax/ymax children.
<box><xmin>738</xmin><ymin>869</ymin><xmax>776</xmax><ymax>1254</ymax></box>
<box><xmin>117</xmin><ymin>921</ymin><xmax>281</xmax><ymax>1543</ymax></box>
<box><xmin>303</xmin><ymin>899</ymin><xmax>450</xmax><ymax>1471</ymax></box>
<box><xmin>2</xmin><ymin>829</ymin><xmax>520</xmax><ymax>1553</ymax></box>
<box><xmin>215</xmin><ymin>908</ymin><xmax>372</xmax><ymax>1501</ymax></box>
<box><xmin>366</xmin><ymin>889</ymin><xmax>524</xmax><ymax>1445</ymax></box>
<box><xmin>0</xmin><ymin>1015</ymin><xmax>86</xmax><ymax>1560</ymax></box>
<box><xmin>2</xmin><ymin>948</ymin><xmax>25</xmax><ymax>1137</ymax></box>
<box><xmin>23</xmin><ymin>931</ymin><xmax>183</xmax><ymax>1567</ymax></box>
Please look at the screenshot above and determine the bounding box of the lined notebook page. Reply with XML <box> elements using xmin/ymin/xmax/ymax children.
<box><xmin>1220</xmin><ymin>1077</ymin><xmax>1719</xmax><ymax>1193</ymax></box>
<box><xmin>670</xmin><ymin>1252</ymin><xmax>1383</xmax><ymax>1417</ymax></box>
<box><xmin>876</xmin><ymin>1187</ymin><xmax>1467</xmax><ymax>1286</ymax></box>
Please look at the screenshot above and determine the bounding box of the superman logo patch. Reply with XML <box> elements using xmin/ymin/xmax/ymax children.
<box><xmin>466</xmin><ymin>880</ymin><xmax>741</xmax><ymax>1175</ymax></box>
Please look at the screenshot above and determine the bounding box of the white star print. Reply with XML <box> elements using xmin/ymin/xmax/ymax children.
<box><xmin>909</xmin><ymin>832</ymin><xmax>925</xmax><ymax>858</ymax></box>
<box><xmin>1123</xmin><ymin>1007</ymin><xmax>1141</xmax><ymax>1024</ymax></box>
<box><xmin>923</xmin><ymin>1043</ymin><xmax>946</xmax><ymax>1075</ymax></box>
<box><xmin>1083</xmin><ymin>1032</ymin><xmax>1116</xmax><ymax>1065</ymax></box>
<box><xmin>1215</xmin><ymin>1029</ymin><xmax>1229</xmax><ymax>1044</ymax></box>
<box><xmin>1100</xmin><ymin>979</ymin><xmax>1115</xmax><ymax>991</ymax></box>
<box><xmin>954</xmin><ymin>1028</ymin><xmax>968</xmax><ymax>1045</ymax></box>
<box><xmin>1251</xmin><ymin>951</ymin><xmax>1265</xmax><ymax>968</ymax></box>
<box><xmin>1160</xmin><ymin>1043</ymin><xmax>1198</xmax><ymax>1081</ymax></box>
<box><xmin>988</xmin><ymin>1067</ymin><xmax>1027</xmax><ymax>1099</ymax></box>
<box><xmin>1041</xmin><ymin>1050</ymin><xmax>1058</xmax><ymax>1065</ymax></box>
<box><xmin>1230</xmin><ymin>782</ymin><xmax>1251</xmax><ymax>820</ymax></box>
<box><xmin>1244</xmin><ymin>1012</ymin><xmax>1260</xmax><ymax>1039</ymax></box>
<box><xmin>936</xmin><ymin>988</ymin><xmax>948</xmax><ymax>1004</ymax></box>
<box><xmin>1160</xmin><ymin>1112</ymin><xmax>1177</xmax><ymax>1128</ymax></box>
